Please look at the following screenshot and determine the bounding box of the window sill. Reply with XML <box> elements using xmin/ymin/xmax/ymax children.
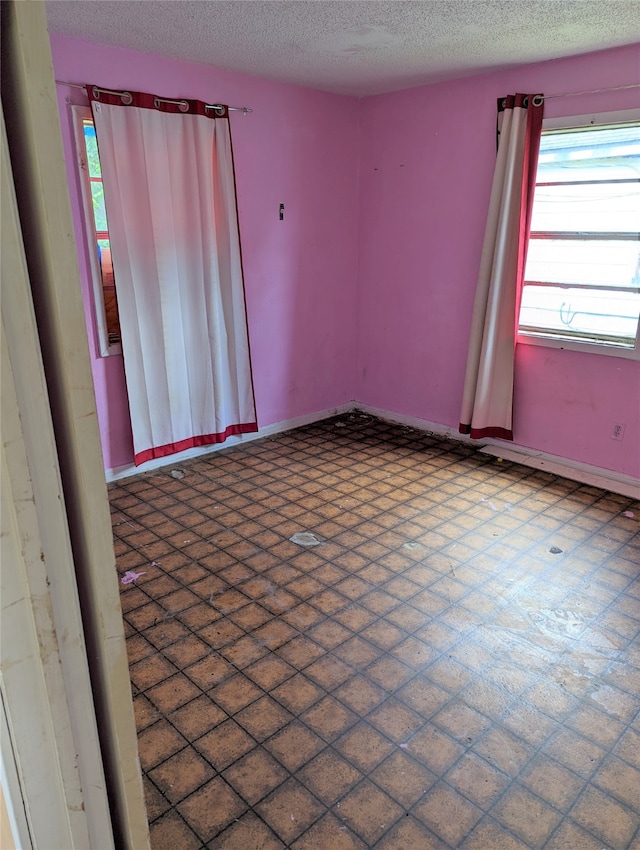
<box><xmin>97</xmin><ymin>341</ymin><xmax>122</xmax><ymax>359</ymax></box>
<box><xmin>517</xmin><ymin>332</ymin><xmax>640</xmax><ymax>361</ymax></box>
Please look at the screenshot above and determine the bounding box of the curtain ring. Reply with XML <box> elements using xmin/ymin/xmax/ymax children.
<box><xmin>91</xmin><ymin>86</ymin><xmax>132</xmax><ymax>105</ymax></box>
<box><xmin>522</xmin><ymin>95</ymin><xmax>529</xmax><ymax>108</ymax></box>
<box><xmin>532</xmin><ymin>94</ymin><xmax>544</xmax><ymax>107</ymax></box>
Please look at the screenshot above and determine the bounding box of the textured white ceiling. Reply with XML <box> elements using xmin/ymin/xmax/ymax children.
<box><xmin>46</xmin><ymin>0</ymin><xmax>640</xmax><ymax>97</ymax></box>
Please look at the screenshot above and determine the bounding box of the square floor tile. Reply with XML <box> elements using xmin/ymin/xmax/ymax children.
<box><xmin>301</xmin><ymin>696</ymin><xmax>358</xmax><ymax>743</ymax></box>
<box><xmin>365</xmin><ymin>656</ymin><xmax>414</xmax><ymax>691</ymax></box>
<box><xmin>148</xmin><ymin>746</ymin><xmax>215</xmax><ymax>804</ymax></box>
<box><xmin>207</xmin><ymin>811</ymin><xmax>285</xmax><ymax>849</ymax></box>
<box><xmin>591</xmin><ymin>754</ymin><xmax>640</xmax><ymax>811</ymax></box>
<box><xmin>167</xmin><ymin>694</ymin><xmax>226</xmax><ymax>740</ymax></box>
<box><xmin>143</xmin><ymin>776</ymin><xmax>171</xmax><ymax>823</ymax></box>
<box><xmin>544</xmin><ymin>819</ymin><xmax>616</xmax><ymax>850</ymax></box>
<box><xmin>571</xmin><ymin>785</ymin><xmax>640</xmax><ymax>849</ymax></box>
<box><xmin>244</xmin><ymin>655</ymin><xmax>296</xmax><ymax>691</ymax></box>
<box><xmin>177</xmin><ymin>777</ymin><xmax>247</xmax><ymax>843</ymax></box>
<box><xmin>265</xmin><ymin>721</ymin><xmax>327</xmax><ymax>772</ymax></box>
<box><xmin>334</xmin><ymin>636</ymin><xmax>381</xmax><ymax>669</ymax></box>
<box><xmin>406</xmin><ymin>725</ymin><xmax>465</xmax><ymax>774</ymax></box>
<box><xmin>271</xmin><ymin>673</ymin><xmax>324</xmax><ymax>714</ymax></box>
<box><xmin>375</xmin><ymin>816</ymin><xmax>448</xmax><ymax>850</ymax></box>
<box><xmin>148</xmin><ymin>810</ymin><xmax>201</xmax><ymax>850</ymax></box>
<box><xmin>304</xmin><ymin>654</ymin><xmax>354</xmax><ymax>690</ymax></box>
<box><xmin>133</xmin><ymin>694</ymin><xmax>162</xmax><ymax>732</ymax></box>
<box><xmin>459</xmin><ymin>817</ymin><xmax>531</xmax><ymax>850</ymax></box>
<box><xmin>256</xmin><ymin>778</ymin><xmax>326</xmax><ymax>844</ymax></box>
<box><xmin>290</xmin><ymin>812</ymin><xmax>366</xmax><ymax>850</ymax></box>
<box><xmin>473</xmin><ymin>727</ymin><xmax>535</xmax><ymax>777</ymax></box>
<box><xmin>334</xmin><ymin>674</ymin><xmax>387</xmax><ymax>715</ymax></box>
<box><xmin>298</xmin><ymin>749</ymin><xmax>362</xmax><ymax>805</ymax></box>
<box><xmin>445</xmin><ymin>751</ymin><xmax>510</xmax><ymax>810</ymax></box>
<box><xmin>277</xmin><ymin>636</ymin><xmax>326</xmax><ymax>669</ymax></box>
<box><xmin>222</xmin><ymin>747</ymin><xmax>288</xmax><ymax>805</ymax></box>
<box><xmin>137</xmin><ymin>720</ymin><xmax>187</xmax><ymax>772</ymax></box>
<box><xmin>336</xmin><ymin>779</ymin><xmax>404</xmax><ymax>845</ymax></box>
<box><xmin>129</xmin><ymin>654</ymin><xmax>178</xmax><ymax>692</ymax></box>
<box><xmin>194</xmin><ymin>719</ymin><xmax>255</xmax><ymax>771</ymax></box>
<box><xmin>235</xmin><ymin>695</ymin><xmax>293</xmax><ymax>741</ymax></box>
<box><xmin>146</xmin><ymin>674</ymin><xmax>202</xmax><ymax>714</ymax></box>
<box><xmin>492</xmin><ymin>784</ymin><xmax>563</xmax><ymax>849</ymax></box>
<box><xmin>370</xmin><ymin>750</ymin><xmax>437</xmax><ymax>807</ymax></box>
<box><xmin>367</xmin><ymin>697</ymin><xmax>423</xmax><ymax>744</ymax></box>
<box><xmin>413</xmin><ymin>782</ymin><xmax>483</xmax><ymax>846</ymax></box>
<box><xmin>334</xmin><ymin>722</ymin><xmax>395</xmax><ymax>772</ymax></box>
<box><xmin>183</xmin><ymin>654</ymin><xmax>235</xmax><ymax>690</ymax></box>
<box><xmin>520</xmin><ymin>754</ymin><xmax>585</xmax><ymax>812</ymax></box>
<box><xmin>209</xmin><ymin>673</ymin><xmax>263</xmax><ymax>714</ymax></box>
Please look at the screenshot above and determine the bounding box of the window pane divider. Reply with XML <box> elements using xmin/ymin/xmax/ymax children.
<box><xmin>536</xmin><ymin>177</ymin><xmax>639</xmax><ymax>187</ymax></box>
<box><xmin>529</xmin><ymin>231</ymin><xmax>640</xmax><ymax>241</ymax></box>
<box><xmin>523</xmin><ymin>280</ymin><xmax>640</xmax><ymax>294</ymax></box>
<box><xmin>519</xmin><ymin>327</ymin><xmax>636</xmax><ymax>346</ymax></box>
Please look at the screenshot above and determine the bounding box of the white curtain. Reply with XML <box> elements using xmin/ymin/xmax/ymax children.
<box><xmin>90</xmin><ymin>90</ymin><xmax>257</xmax><ymax>465</ymax></box>
<box><xmin>459</xmin><ymin>93</ymin><xmax>543</xmax><ymax>440</ymax></box>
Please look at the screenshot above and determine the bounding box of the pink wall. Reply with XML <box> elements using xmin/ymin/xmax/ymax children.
<box><xmin>357</xmin><ymin>43</ymin><xmax>640</xmax><ymax>478</ymax></box>
<box><xmin>51</xmin><ymin>36</ymin><xmax>360</xmax><ymax>470</ymax></box>
<box><xmin>52</xmin><ymin>34</ymin><xmax>640</xmax><ymax>479</ymax></box>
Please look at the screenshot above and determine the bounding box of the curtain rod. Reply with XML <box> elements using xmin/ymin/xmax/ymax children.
<box><xmin>545</xmin><ymin>82</ymin><xmax>640</xmax><ymax>100</ymax></box>
<box><xmin>56</xmin><ymin>77</ymin><xmax>639</xmax><ymax>108</ymax></box>
<box><xmin>55</xmin><ymin>80</ymin><xmax>252</xmax><ymax>114</ymax></box>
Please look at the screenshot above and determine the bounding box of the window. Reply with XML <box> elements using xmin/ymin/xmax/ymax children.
<box><xmin>518</xmin><ymin>109</ymin><xmax>640</xmax><ymax>359</ymax></box>
<box><xmin>72</xmin><ymin>105</ymin><xmax>121</xmax><ymax>356</ymax></box>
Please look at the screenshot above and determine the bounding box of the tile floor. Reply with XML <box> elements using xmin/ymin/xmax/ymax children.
<box><xmin>110</xmin><ymin>414</ymin><xmax>640</xmax><ymax>850</ymax></box>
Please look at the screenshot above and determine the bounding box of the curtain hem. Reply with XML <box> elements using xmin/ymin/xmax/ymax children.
<box><xmin>134</xmin><ymin>422</ymin><xmax>259</xmax><ymax>466</ymax></box>
<box><xmin>459</xmin><ymin>424</ymin><xmax>514</xmax><ymax>441</ymax></box>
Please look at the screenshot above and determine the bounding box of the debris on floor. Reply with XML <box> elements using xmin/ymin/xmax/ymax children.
<box><xmin>479</xmin><ymin>497</ymin><xmax>498</xmax><ymax>511</ymax></box>
<box><xmin>289</xmin><ymin>532</ymin><xmax>323</xmax><ymax>547</ymax></box>
<box><xmin>402</xmin><ymin>541</ymin><xmax>421</xmax><ymax>551</ymax></box>
<box><xmin>623</xmin><ymin>510</ymin><xmax>634</xmax><ymax>518</ymax></box>
<box><xmin>549</xmin><ymin>546</ymin><xmax>563</xmax><ymax>554</ymax></box>
<box><xmin>170</xmin><ymin>468</ymin><xmax>186</xmax><ymax>479</ymax></box>
<box><xmin>120</xmin><ymin>569</ymin><xmax>146</xmax><ymax>585</ymax></box>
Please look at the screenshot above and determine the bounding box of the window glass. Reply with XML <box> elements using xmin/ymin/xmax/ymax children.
<box><xmin>81</xmin><ymin>118</ymin><xmax>121</xmax><ymax>346</ymax></box>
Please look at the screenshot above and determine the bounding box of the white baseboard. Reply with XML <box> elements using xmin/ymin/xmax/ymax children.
<box><xmin>478</xmin><ymin>444</ymin><xmax>640</xmax><ymax>500</ymax></box>
<box><xmin>356</xmin><ymin>404</ymin><xmax>469</xmax><ymax>442</ymax></box>
<box><xmin>106</xmin><ymin>400</ymin><xmax>640</xmax><ymax>500</ymax></box>
<box><xmin>105</xmin><ymin>402</ymin><xmax>355</xmax><ymax>482</ymax></box>
<box><xmin>356</xmin><ymin>403</ymin><xmax>640</xmax><ymax>500</ymax></box>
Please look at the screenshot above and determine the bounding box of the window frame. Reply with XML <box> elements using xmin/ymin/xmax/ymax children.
<box><xmin>71</xmin><ymin>105</ymin><xmax>122</xmax><ymax>357</ymax></box>
<box><xmin>517</xmin><ymin>107</ymin><xmax>640</xmax><ymax>361</ymax></box>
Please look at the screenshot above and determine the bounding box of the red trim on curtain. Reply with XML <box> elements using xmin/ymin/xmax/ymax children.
<box><xmin>134</xmin><ymin>422</ymin><xmax>259</xmax><ymax>466</ymax></box>
<box><xmin>87</xmin><ymin>85</ymin><xmax>228</xmax><ymax>118</ymax></box>
<box><xmin>460</xmin><ymin>424</ymin><xmax>514</xmax><ymax>440</ymax></box>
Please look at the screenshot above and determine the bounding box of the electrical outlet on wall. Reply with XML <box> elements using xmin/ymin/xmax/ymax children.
<box><xmin>611</xmin><ymin>423</ymin><xmax>626</xmax><ymax>441</ymax></box>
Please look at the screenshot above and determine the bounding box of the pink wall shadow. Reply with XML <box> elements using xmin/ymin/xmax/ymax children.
<box><xmin>52</xmin><ymin>36</ymin><xmax>360</xmax><ymax>470</ymax></box>
<box><xmin>356</xmin><ymin>43</ymin><xmax>640</xmax><ymax>478</ymax></box>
